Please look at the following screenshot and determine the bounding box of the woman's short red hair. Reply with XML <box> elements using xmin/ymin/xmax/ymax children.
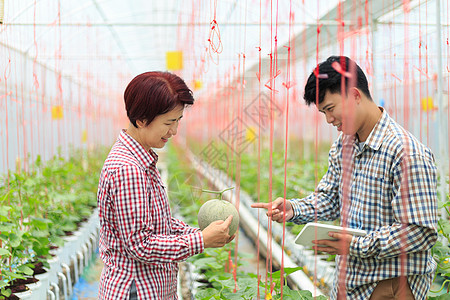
<box><xmin>124</xmin><ymin>71</ymin><xmax>194</xmax><ymax>127</ymax></box>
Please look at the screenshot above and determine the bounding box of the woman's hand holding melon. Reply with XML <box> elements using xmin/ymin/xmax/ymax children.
<box><xmin>201</xmin><ymin>215</ymin><xmax>235</xmax><ymax>248</ymax></box>
<box><xmin>197</xmin><ymin>188</ymin><xmax>239</xmax><ymax>248</ymax></box>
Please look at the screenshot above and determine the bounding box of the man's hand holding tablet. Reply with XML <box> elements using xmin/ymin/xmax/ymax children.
<box><xmin>295</xmin><ymin>222</ymin><xmax>367</xmax><ymax>255</ymax></box>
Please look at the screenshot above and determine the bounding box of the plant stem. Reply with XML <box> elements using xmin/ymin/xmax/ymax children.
<box><xmin>201</xmin><ymin>187</ymin><xmax>234</xmax><ymax>200</ymax></box>
<box><xmin>429</xmin><ymin>279</ymin><xmax>450</xmax><ymax>293</ymax></box>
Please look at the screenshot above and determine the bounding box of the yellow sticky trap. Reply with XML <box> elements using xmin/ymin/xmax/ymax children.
<box><xmin>166</xmin><ymin>51</ymin><xmax>183</xmax><ymax>70</ymax></box>
<box><xmin>0</xmin><ymin>0</ymin><xmax>4</xmax><ymax>24</ymax></box>
<box><xmin>51</xmin><ymin>105</ymin><xmax>63</xmax><ymax>120</ymax></box>
<box><xmin>82</xmin><ymin>130</ymin><xmax>88</xmax><ymax>143</ymax></box>
<box><xmin>421</xmin><ymin>97</ymin><xmax>435</xmax><ymax>112</ymax></box>
<box><xmin>194</xmin><ymin>79</ymin><xmax>203</xmax><ymax>90</ymax></box>
<box><xmin>245</xmin><ymin>126</ymin><xmax>257</xmax><ymax>143</ymax></box>
<box><xmin>15</xmin><ymin>156</ymin><xmax>21</xmax><ymax>173</ymax></box>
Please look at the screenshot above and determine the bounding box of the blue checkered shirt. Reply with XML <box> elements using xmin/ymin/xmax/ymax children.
<box><xmin>290</xmin><ymin>109</ymin><xmax>438</xmax><ymax>300</ymax></box>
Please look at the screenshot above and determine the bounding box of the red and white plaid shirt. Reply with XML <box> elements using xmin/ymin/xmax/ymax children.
<box><xmin>97</xmin><ymin>130</ymin><xmax>204</xmax><ymax>299</ymax></box>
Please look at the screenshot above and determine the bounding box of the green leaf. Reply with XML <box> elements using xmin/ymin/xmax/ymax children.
<box><xmin>195</xmin><ymin>288</ymin><xmax>219</xmax><ymax>300</ymax></box>
<box><xmin>28</xmin><ymin>217</ymin><xmax>52</xmax><ymax>230</ymax></box>
<box><xmin>61</xmin><ymin>223</ymin><xmax>77</xmax><ymax>232</ymax></box>
<box><xmin>0</xmin><ymin>248</ymin><xmax>11</xmax><ymax>256</ymax></box>
<box><xmin>8</xmin><ymin>233</ymin><xmax>22</xmax><ymax>248</ymax></box>
<box><xmin>1</xmin><ymin>289</ymin><xmax>11</xmax><ymax>297</ymax></box>
<box><xmin>234</xmin><ymin>277</ymin><xmax>261</xmax><ymax>298</ymax></box>
<box><xmin>210</xmin><ymin>273</ymin><xmax>235</xmax><ymax>289</ymax></box>
<box><xmin>273</xmin><ymin>288</ymin><xmax>316</xmax><ymax>300</ymax></box>
<box><xmin>192</xmin><ymin>257</ymin><xmax>217</xmax><ymax>270</ymax></box>
<box><xmin>204</xmin><ymin>248</ymin><xmax>221</xmax><ymax>257</ymax></box>
<box><xmin>222</xmin><ymin>290</ymin><xmax>250</xmax><ymax>299</ymax></box>
<box><xmin>271</xmin><ymin>267</ymin><xmax>303</xmax><ymax>279</ymax></box>
<box><xmin>17</xmin><ymin>264</ymin><xmax>34</xmax><ymax>276</ymax></box>
<box><xmin>438</xmin><ymin>219</ymin><xmax>450</xmax><ymax>239</ymax></box>
<box><xmin>49</xmin><ymin>235</ymin><xmax>65</xmax><ymax>247</ymax></box>
<box><xmin>0</xmin><ymin>223</ymin><xmax>14</xmax><ymax>232</ymax></box>
<box><xmin>30</xmin><ymin>229</ymin><xmax>50</xmax><ymax>238</ymax></box>
<box><xmin>2</xmin><ymin>270</ymin><xmax>25</xmax><ymax>280</ymax></box>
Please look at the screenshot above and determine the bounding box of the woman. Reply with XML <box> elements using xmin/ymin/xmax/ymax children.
<box><xmin>97</xmin><ymin>71</ymin><xmax>234</xmax><ymax>299</ymax></box>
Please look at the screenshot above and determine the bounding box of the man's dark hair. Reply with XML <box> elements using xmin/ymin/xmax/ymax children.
<box><xmin>303</xmin><ymin>56</ymin><xmax>372</xmax><ymax>106</ymax></box>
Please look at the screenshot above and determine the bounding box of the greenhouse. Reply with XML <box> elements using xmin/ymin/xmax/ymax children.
<box><xmin>1</xmin><ymin>0</ymin><xmax>450</xmax><ymax>299</ymax></box>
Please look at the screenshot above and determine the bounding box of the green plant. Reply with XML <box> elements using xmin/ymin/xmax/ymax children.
<box><xmin>0</xmin><ymin>147</ymin><xmax>107</xmax><ymax>297</ymax></box>
<box><xmin>189</xmin><ymin>247</ymin><xmax>327</xmax><ymax>300</ymax></box>
<box><xmin>0</xmin><ymin>209</ymin><xmax>34</xmax><ymax>298</ymax></box>
<box><xmin>429</xmin><ymin>195</ymin><xmax>450</xmax><ymax>298</ymax></box>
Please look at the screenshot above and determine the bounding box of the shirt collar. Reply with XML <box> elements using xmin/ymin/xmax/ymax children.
<box><xmin>118</xmin><ymin>129</ymin><xmax>158</xmax><ymax>169</ymax></box>
<box><xmin>362</xmin><ymin>107</ymin><xmax>389</xmax><ymax>152</ymax></box>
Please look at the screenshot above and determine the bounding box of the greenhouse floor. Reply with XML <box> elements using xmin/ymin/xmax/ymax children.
<box><xmin>71</xmin><ymin>253</ymin><xmax>102</xmax><ymax>300</ymax></box>
<box><xmin>69</xmin><ymin>251</ymin><xmax>447</xmax><ymax>299</ymax></box>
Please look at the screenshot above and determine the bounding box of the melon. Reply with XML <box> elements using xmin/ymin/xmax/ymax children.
<box><xmin>197</xmin><ymin>199</ymin><xmax>240</xmax><ymax>236</ymax></box>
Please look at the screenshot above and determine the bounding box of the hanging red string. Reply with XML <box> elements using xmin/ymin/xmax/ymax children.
<box><xmin>207</xmin><ymin>0</ymin><xmax>223</xmax><ymax>65</ymax></box>
<box><xmin>30</xmin><ymin>0</ymin><xmax>39</xmax><ymax>167</ymax></box>
<box><xmin>418</xmin><ymin>0</ymin><xmax>424</xmax><ymax>141</ymax></box>
<box><xmin>3</xmin><ymin>33</ymin><xmax>11</xmax><ymax>182</ymax></box>
<box><xmin>425</xmin><ymin>0</ymin><xmax>431</xmax><ymax>147</ymax></box>
<box><xmin>314</xmin><ymin>0</ymin><xmax>323</xmax><ymax>295</ymax></box>
<box><xmin>400</xmin><ymin>2</ymin><xmax>412</xmax><ymax>296</ymax></box>
<box><xmin>280</xmin><ymin>2</ymin><xmax>294</xmax><ymax>297</ymax></box>
<box><xmin>265</xmin><ymin>0</ymin><xmax>276</xmax><ymax>296</ymax></box>
<box><xmin>447</xmin><ymin>0</ymin><xmax>450</xmax><ymax>204</ymax></box>
<box><xmin>55</xmin><ymin>0</ymin><xmax>63</xmax><ymax>154</ymax></box>
<box><xmin>256</xmin><ymin>1</ymin><xmax>263</xmax><ymax>298</ymax></box>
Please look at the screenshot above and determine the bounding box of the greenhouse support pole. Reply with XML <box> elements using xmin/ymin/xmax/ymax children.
<box><xmin>436</xmin><ymin>0</ymin><xmax>448</xmax><ymax>209</ymax></box>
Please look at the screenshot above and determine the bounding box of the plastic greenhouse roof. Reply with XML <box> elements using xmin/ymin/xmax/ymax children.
<box><xmin>1</xmin><ymin>0</ymin><xmax>434</xmax><ymax>97</ymax></box>
<box><xmin>2</xmin><ymin>0</ymin><xmax>352</xmax><ymax>92</ymax></box>
<box><xmin>0</xmin><ymin>0</ymin><xmax>447</xmax><ymax>187</ymax></box>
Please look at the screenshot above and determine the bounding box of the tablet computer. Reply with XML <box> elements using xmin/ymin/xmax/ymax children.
<box><xmin>294</xmin><ymin>222</ymin><xmax>367</xmax><ymax>247</ymax></box>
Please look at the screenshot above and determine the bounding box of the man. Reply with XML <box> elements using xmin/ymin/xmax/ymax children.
<box><xmin>252</xmin><ymin>56</ymin><xmax>438</xmax><ymax>300</ymax></box>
